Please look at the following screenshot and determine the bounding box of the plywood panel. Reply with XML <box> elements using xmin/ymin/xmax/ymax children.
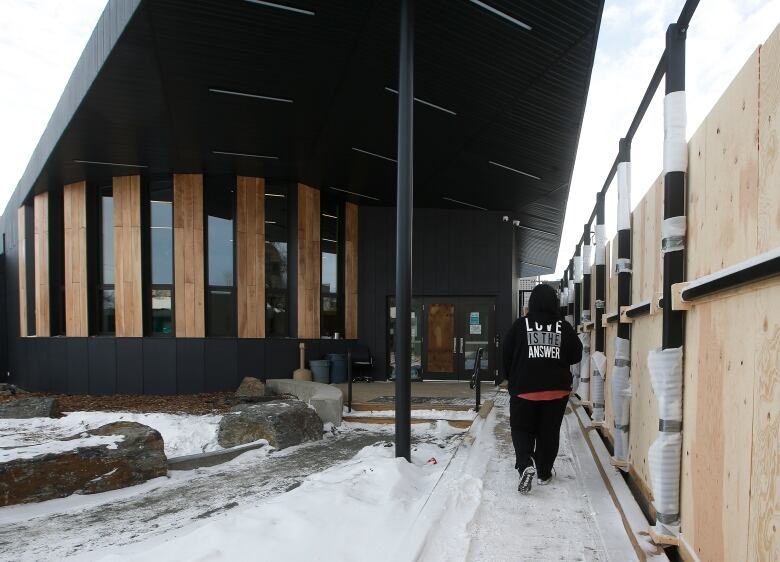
<box><xmin>758</xmin><ymin>25</ymin><xmax>780</xmax><ymax>252</ymax></box>
<box><xmin>345</xmin><ymin>202</ymin><xmax>358</xmax><ymax>340</ymax></box>
<box><xmin>173</xmin><ymin>174</ymin><xmax>205</xmax><ymax>337</ymax></box>
<box><xmin>236</xmin><ymin>176</ymin><xmax>265</xmax><ymax>338</ymax></box>
<box><xmin>427</xmin><ymin>303</ymin><xmax>454</xmax><ymax>373</ymax></box>
<box><xmin>33</xmin><ymin>193</ymin><xmax>50</xmax><ymax>336</ymax></box>
<box><xmin>112</xmin><ymin>175</ymin><xmax>143</xmax><ymax>337</ymax></box>
<box><xmin>297</xmin><ymin>184</ymin><xmax>320</xmax><ymax>338</ymax></box>
<box><xmin>17</xmin><ymin>206</ymin><xmax>28</xmax><ymax>336</ymax></box>
<box><xmin>63</xmin><ymin>181</ymin><xmax>88</xmax><ymax>336</ymax></box>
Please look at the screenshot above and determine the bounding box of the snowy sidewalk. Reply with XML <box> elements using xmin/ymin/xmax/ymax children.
<box><xmin>464</xmin><ymin>394</ymin><xmax>638</xmax><ymax>562</ymax></box>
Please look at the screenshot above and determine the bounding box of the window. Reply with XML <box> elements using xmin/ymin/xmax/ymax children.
<box><xmin>205</xmin><ymin>179</ymin><xmax>235</xmax><ymax>336</ymax></box>
<box><xmin>149</xmin><ymin>181</ymin><xmax>173</xmax><ymax>335</ymax></box>
<box><xmin>265</xmin><ymin>183</ymin><xmax>289</xmax><ymax>337</ymax></box>
<box><xmin>97</xmin><ymin>186</ymin><xmax>115</xmax><ymax>334</ymax></box>
<box><xmin>320</xmin><ymin>198</ymin><xmax>343</xmax><ymax>338</ymax></box>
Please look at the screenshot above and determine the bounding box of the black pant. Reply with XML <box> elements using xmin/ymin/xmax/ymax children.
<box><xmin>509</xmin><ymin>396</ymin><xmax>568</xmax><ymax>480</ymax></box>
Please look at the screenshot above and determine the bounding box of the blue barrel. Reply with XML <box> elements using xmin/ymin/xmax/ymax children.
<box><xmin>326</xmin><ymin>353</ymin><xmax>348</xmax><ymax>384</ymax></box>
<box><xmin>309</xmin><ymin>359</ymin><xmax>330</xmax><ymax>384</ymax></box>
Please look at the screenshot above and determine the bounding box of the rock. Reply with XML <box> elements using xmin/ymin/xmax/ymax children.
<box><xmin>0</xmin><ymin>396</ymin><xmax>61</xmax><ymax>419</ymax></box>
<box><xmin>217</xmin><ymin>399</ymin><xmax>322</xmax><ymax>449</ymax></box>
<box><xmin>235</xmin><ymin>377</ymin><xmax>266</xmax><ymax>399</ymax></box>
<box><xmin>0</xmin><ymin>383</ymin><xmax>28</xmax><ymax>396</ymax></box>
<box><xmin>0</xmin><ymin>421</ymin><xmax>167</xmax><ymax>507</ymax></box>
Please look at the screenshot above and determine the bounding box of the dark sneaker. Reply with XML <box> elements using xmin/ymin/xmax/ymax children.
<box><xmin>518</xmin><ymin>466</ymin><xmax>536</xmax><ymax>494</ymax></box>
<box><xmin>538</xmin><ymin>468</ymin><xmax>556</xmax><ymax>486</ymax></box>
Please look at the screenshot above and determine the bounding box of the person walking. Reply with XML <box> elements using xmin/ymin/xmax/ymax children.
<box><xmin>502</xmin><ymin>283</ymin><xmax>583</xmax><ymax>494</ymax></box>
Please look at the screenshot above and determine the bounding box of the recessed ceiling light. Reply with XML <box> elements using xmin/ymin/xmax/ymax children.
<box><xmin>442</xmin><ymin>196</ymin><xmax>488</xmax><ymax>211</ymax></box>
<box><xmin>322</xmin><ymin>213</ymin><xmax>338</xmax><ymax>219</ymax></box>
<box><xmin>244</xmin><ymin>0</ymin><xmax>314</xmax><ymax>16</ymax></box>
<box><xmin>519</xmin><ymin>259</ymin><xmax>552</xmax><ymax>270</ymax></box>
<box><xmin>352</xmin><ymin>147</ymin><xmax>397</xmax><ymax>163</ymax></box>
<box><xmin>265</xmin><ymin>220</ymin><xmax>277</xmax><ymax>224</ymax></box>
<box><xmin>265</xmin><ymin>193</ymin><xmax>286</xmax><ymax>198</ymax></box>
<box><xmin>212</xmin><ymin>150</ymin><xmax>279</xmax><ymax>160</ymax></box>
<box><xmin>489</xmin><ymin>160</ymin><xmax>541</xmax><ymax>180</ymax></box>
<box><xmin>469</xmin><ymin>0</ymin><xmax>532</xmax><ymax>31</ymax></box>
<box><xmin>209</xmin><ymin>88</ymin><xmax>293</xmax><ymax>104</ymax></box>
<box><xmin>329</xmin><ymin>186</ymin><xmax>381</xmax><ymax>202</ymax></box>
<box><xmin>514</xmin><ymin>223</ymin><xmax>557</xmax><ymax>237</ymax></box>
<box><xmin>74</xmin><ymin>159</ymin><xmax>147</xmax><ymax>169</ymax></box>
<box><xmin>322</xmin><ymin>238</ymin><xmax>338</xmax><ymax>244</ymax></box>
<box><xmin>384</xmin><ymin>87</ymin><xmax>456</xmax><ymax>116</ymax></box>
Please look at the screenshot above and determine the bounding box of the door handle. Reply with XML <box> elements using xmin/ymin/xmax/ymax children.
<box><xmin>460</xmin><ymin>338</ymin><xmax>464</xmax><ymax>353</ymax></box>
<box><xmin>453</xmin><ymin>337</ymin><xmax>457</xmax><ymax>353</ymax></box>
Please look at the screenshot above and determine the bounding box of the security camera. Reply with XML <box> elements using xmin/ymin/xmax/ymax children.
<box><xmin>512</xmin><ymin>220</ymin><xmax>520</xmax><ymax>227</ymax></box>
<box><xmin>502</xmin><ymin>215</ymin><xmax>509</xmax><ymax>223</ymax></box>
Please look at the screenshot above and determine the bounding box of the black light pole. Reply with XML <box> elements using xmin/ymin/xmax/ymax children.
<box><xmin>394</xmin><ymin>0</ymin><xmax>414</xmax><ymax>462</ymax></box>
<box><xmin>594</xmin><ymin>192</ymin><xmax>606</xmax><ymax>354</ymax></box>
<box><xmin>617</xmin><ymin>138</ymin><xmax>632</xmax><ymax>341</ymax></box>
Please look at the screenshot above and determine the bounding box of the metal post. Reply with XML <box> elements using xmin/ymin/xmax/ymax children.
<box><xmin>594</xmin><ymin>192</ymin><xmax>606</xmax><ymax>353</ymax></box>
<box><xmin>394</xmin><ymin>0</ymin><xmax>414</xmax><ymax>462</ymax></box>
<box><xmin>574</xmin><ymin>244</ymin><xmax>582</xmax><ymax>328</ymax></box>
<box><xmin>617</xmin><ymin>138</ymin><xmax>632</xmax><ymax>341</ymax></box>
<box><xmin>567</xmin><ymin>259</ymin><xmax>574</xmax><ymax>324</ymax></box>
<box><xmin>347</xmin><ymin>350</ymin><xmax>353</xmax><ymax>413</ymax></box>
<box><xmin>582</xmin><ymin>224</ymin><xmax>592</xmax><ymax>325</ymax></box>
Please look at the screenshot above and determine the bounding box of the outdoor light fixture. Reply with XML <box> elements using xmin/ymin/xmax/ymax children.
<box><xmin>351</xmin><ymin>147</ymin><xmax>397</xmax><ymax>163</ymax></box>
<box><xmin>73</xmin><ymin>160</ymin><xmax>147</xmax><ymax>169</ymax></box>
<box><xmin>264</xmin><ymin>220</ymin><xmax>277</xmax><ymax>224</ymax></box>
<box><xmin>212</xmin><ymin>151</ymin><xmax>279</xmax><ymax>160</ymax></box>
<box><xmin>243</xmin><ymin>0</ymin><xmax>314</xmax><ymax>16</ymax></box>
<box><xmin>265</xmin><ymin>193</ymin><xmax>285</xmax><ymax>198</ymax></box>
<box><xmin>489</xmin><ymin>160</ymin><xmax>541</xmax><ymax>180</ymax></box>
<box><xmin>322</xmin><ymin>238</ymin><xmax>338</xmax><ymax>244</ymax></box>
<box><xmin>329</xmin><ymin>186</ymin><xmax>380</xmax><ymax>202</ymax></box>
<box><xmin>442</xmin><ymin>196</ymin><xmax>488</xmax><ymax>211</ymax></box>
<box><xmin>519</xmin><ymin>260</ymin><xmax>552</xmax><ymax>270</ymax></box>
<box><xmin>209</xmin><ymin>88</ymin><xmax>293</xmax><ymax>104</ymax></box>
<box><xmin>384</xmin><ymin>87</ymin><xmax>456</xmax><ymax>116</ymax></box>
<box><xmin>469</xmin><ymin>0</ymin><xmax>532</xmax><ymax>31</ymax></box>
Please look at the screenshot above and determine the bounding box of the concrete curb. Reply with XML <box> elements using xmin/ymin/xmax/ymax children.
<box><xmin>266</xmin><ymin>379</ymin><xmax>343</xmax><ymax>426</ymax></box>
<box><xmin>167</xmin><ymin>442</ymin><xmax>266</xmax><ymax>471</ymax></box>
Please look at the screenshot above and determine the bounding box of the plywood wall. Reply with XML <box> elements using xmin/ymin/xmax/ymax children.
<box><xmin>17</xmin><ymin>206</ymin><xmax>28</xmax><ymax>337</ymax></box>
<box><xmin>297</xmin><ymin>184</ymin><xmax>320</xmax><ymax>339</ymax></box>
<box><xmin>64</xmin><ymin>181</ymin><xmax>89</xmax><ymax>336</ymax></box>
<box><xmin>345</xmin><ymin>202</ymin><xmax>358</xmax><ymax>339</ymax></box>
<box><xmin>173</xmin><ymin>173</ymin><xmax>205</xmax><ymax>337</ymax></box>
<box><xmin>112</xmin><ymin>175</ymin><xmax>143</xmax><ymax>337</ymax></box>
<box><xmin>236</xmin><ymin>176</ymin><xmax>265</xmax><ymax>339</ymax></box>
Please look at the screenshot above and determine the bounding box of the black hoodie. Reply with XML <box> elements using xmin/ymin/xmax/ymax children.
<box><xmin>502</xmin><ymin>284</ymin><xmax>582</xmax><ymax>396</ymax></box>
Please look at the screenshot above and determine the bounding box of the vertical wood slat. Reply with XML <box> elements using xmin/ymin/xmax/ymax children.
<box><xmin>236</xmin><ymin>176</ymin><xmax>265</xmax><ymax>338</ymax></box>
<box><xmin>112</xmin><ymin>175</ymin><xmax>143</xmax><ymax>337</ymax></box>
<box><xmin>297</xmin><ymin>184</ymin><xmax>320</xmax><ymax>338</ymax></box>
<box><xmin>34</xmin><ymin>192</ymin><xmax>50</xmax><ymax>336</ymax></box>
<box><xmin>345</xmin><ymin>202</ymin><xmax>358</xmax><ymax>339</ymax></box>
<box><xmin>64</xmin><ymin>182</ymin><xmax>89</xmax><ymax>336</ymax></box>
<box><xmin>173</xmin><ymin>174</ymin><xmax>205</xmax><ymax>337</ymax></box>
<box><xmin>17</xmin><ymin>206</ymin><xmax>27</xmax><ymax>336</ymax></box>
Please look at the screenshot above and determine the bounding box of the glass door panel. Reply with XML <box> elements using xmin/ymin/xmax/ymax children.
<box><xmin>459</xmin><ymin>300</ymin><xmax>492</xmax><ymax>381</ymax></box>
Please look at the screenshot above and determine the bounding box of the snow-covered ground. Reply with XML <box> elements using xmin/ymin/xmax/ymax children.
<box><xmin>344</xmin><ymin>408</ymin><xmax>476</xmax><ymax>420</ymax></box>
<box><xmin>0</xmin><ymin>411</ymin><xmax>222</xmax><ymax>458</ymax></box>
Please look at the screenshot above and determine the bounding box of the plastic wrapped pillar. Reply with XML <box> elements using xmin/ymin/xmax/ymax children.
<box><xmin>590</xmin><ymin>350</ymin><xmax>606</xmax><ymax>421</ymax></box>
<box><xmin>582</xmin><ymin>224</ymin><xmax>592</xmax><ymax>326</ymax></box>
<box><xmin>611</xmin><ymin>336</ymin><xmax>631</xmax><ymax>464</ymax></box>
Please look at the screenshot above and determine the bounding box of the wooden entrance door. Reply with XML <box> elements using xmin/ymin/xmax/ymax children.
<box><xmin>425</xmin><ymin>303</ymin><xmax>456</xmax><ymax>376</ymax></box>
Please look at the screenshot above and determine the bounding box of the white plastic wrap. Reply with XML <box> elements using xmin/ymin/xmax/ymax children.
<box><xmin>661</xmin><ymin>216</ymin><xmax>687</xmax><ymax>254</ymax></box>
<box><xmin>615</xmin><ymin>258</ymin><xmax>632</xmax><ymax>275</ymax></box>
<box><xmin>577</xmin><ymin>332</ymin><xmax>590</xmax><ymax>401</ymax></box>
<box><xmin>647</xmin><ymin>346</ymin><xmax>684</xmax><ymax>535</ymax></box>
<box><xmin>582</xmin><ymin>243</ymin><xmax>592</xmax><ymax>276</ymax></box>
<box><xmin>590</xmin><ymin>350</ymin><xmax>606</xmax><ymax>422</ymax></box>
<box><xmin>611</xmin><ymin>336</ymin><xmax>631</xmax><ymax>464</ymax></box>
<box><xmin>594</xmin><ymin>224</ymin><xmax>606</xmax><ymax>266</ymax></box>
<box><xmin>568</xmin><ymin>279</ymin><xmax>574</xmax><ymax>298</ymax></box>
<box><xmin>574</xmin><ymin>255</ymin><xmax>583</xmax><ymax>282</ymax></box>
<box><xmin>582</xmin><ymin>309</ymin><xmax>591</xmax><ymax>322</ymax></box>
<box><xmin>617</xmin><ymin>161</ymin><xmax>631</xmax><ymax>231</ymax></box>
<box><xmin>565</xmin><ymin>314</ymin><xmax>574</xmax><ymax>326</ymax></box>
<box><xmin>663</xmin><ymin>91</ymin><xmax>687</xmax><ymax>174</ymax></box>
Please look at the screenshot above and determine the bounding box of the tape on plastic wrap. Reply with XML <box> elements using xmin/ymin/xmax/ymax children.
<box><xmin>574</xmin><ymin>255</ymin><xmax>583</xmax><ymax>282</ymax></box>
<box><xmin>594</xmin><ymin>224</ymin><xmax>606</xmax><ymax>266</ymax></box>
<box><xmin>562</xmin><ymin>287</ymin><xmax>569</xmax><ymax>306</ymax></box>
<box><xmin>661</xmin><ymin>216</ymin><xmax>687</xmax><ymax>254</ymax></box>
<box><xmin>615</xmin><ymin>258</ymin><xmax>632</xmax><ymax>275</ymax></box>
<box><xmin>595</xmin><ymin>299</ymin><xmax>605</xmax><ymax>310</ymax></box>
<box><xmin>664</xmin><ymin>91</ymin><xmax>687</xmax><ymax>174</ymax></box>
<box><xmin>577</xmin><ymin>332</ymin><xmax>590</xmax><ymax>401</ymax></box>
<box><xmin>582</xmin><ymin>309</ymin><xmax>591</xmax><ymax>322</ymax></box>
<box><xmin>582</xmin><ymin>243</ymin><xmax>592</xmax><ymax>275</ymax></box>
<box><xmin>568</xmin><ymin>280</ymin><xmax>574</xmax><ymax>297</ymax></box>
<box><xmin>617</xmin><ymin>161</ymin><xmax>631</xmax><ymax>231</ymax></box>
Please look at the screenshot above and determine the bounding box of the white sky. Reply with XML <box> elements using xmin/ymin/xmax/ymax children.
<box><xmin>0</xmin><ymin>0</ymin><xmax>779</xmax><ymax>275</ymax></box>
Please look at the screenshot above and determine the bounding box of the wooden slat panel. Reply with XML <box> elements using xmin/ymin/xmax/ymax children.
<box><xmin>236</xmin><ymin>176</ymin><xmax>265</xmax><ymax>338</ymax></box>
<box><xmin>63</xmin><ymin>181</ymin><xmax>88</xmax><ymax>336</ymax></box>
<box><xmin>426</xmin><ymin>303</ymin><xmax>454</xmax><ymax>373</ymax></box>
<box><xmin>297</xmin><ymin>184</ymin><xmax>320</xmax><ymax>338</ymax></box>
<box><xmin>112</xmin><ymin>175</ymin><xmax>143</xmax><ymax>337</ymax></box>
<box><xmin>17</xmin><ymin>206</ymin><xmax>27</xmax><ymax>336</ymax></box>
<box><xmin>34</xmin><ymin>192</ymin><xmax>50</xmax><ymax>336</ymax></box>
<box><xmin>173</xmin><ymin>174</ymin><xmax>205</xmax><ymax>337</ymax></box>
<box><xmin>345</xmin><ymin>202</ymin><xmax>358</xmax><ymax>339</ymax></box>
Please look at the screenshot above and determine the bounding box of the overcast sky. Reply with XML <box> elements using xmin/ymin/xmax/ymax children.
<box><xmin>1</xmin><ymin>0</ymin><xmax>779</xmax><ymax>277</ymax></box>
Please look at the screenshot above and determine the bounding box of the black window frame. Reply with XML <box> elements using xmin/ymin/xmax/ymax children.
<box><xmin>95</xmin><ymin>184</ymin><xmax>116</xmax><ymax>335</ymax></box>
<box><xmin>144</xmin><ymin>178</ymin><xmax>175</xmax><ymax>337</ymax></box>
<box><xmin>204</xmin><ymin>177</ymin><xmax>237</xmax><ymax>338</ymax></box>
<box><xmin>320</xmin><ymin>196</ymin><xmax>345</xmax><ymax>338</ymax></box>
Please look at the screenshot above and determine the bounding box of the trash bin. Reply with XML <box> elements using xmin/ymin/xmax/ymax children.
<box><xmin>326</xmin><ymin>353</ymin><xmax>348</xmax><ymax>384</ymax></box>
<box><xmin>310</xmin><ymin>359</ymin><xmax>330</xmax><ymax>384</ymax></box>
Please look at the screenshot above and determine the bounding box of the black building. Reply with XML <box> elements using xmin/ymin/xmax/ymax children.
<box><xmin>0</xmin><ymin>0</ymin><xmax>602</xmax><ymax>393</ymax></box>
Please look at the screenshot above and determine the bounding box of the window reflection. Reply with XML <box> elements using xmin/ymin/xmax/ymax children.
<box><xmin>206</xmin><ymin>180</ymin><xmax>235</xmax><ymax>336</ymax></box>
<box><xmin>265</xmin><ymin>183</ymin><xmax>289</xmax><ymax>337</ymax></box>
<box><xmin>98</xmin><ymin>186</ymin><xmax>115</xmax><ymax>334</ymax></box>
<box><xmin>149</xmin><ymin>181</ymin><xmax>173</xmax><ymax>335</ymax></box>
<box><xmin>321</xmin><ymin>199</ymin><xmax>342</xmax><ymax>338</ymax></box>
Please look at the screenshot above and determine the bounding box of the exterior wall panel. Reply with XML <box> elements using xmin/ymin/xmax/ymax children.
<box><xmin>236</xmin><ymin>176</ymin><xmax>265</xmax><ymax>338</ymax></box>
<box><xmin>297</xmin><ymin>184</ymin><xmax>320</xmax><ymax>338</ymax></box>
<box><xmin>344</xmin><ymin>202</ymin><xmax>358</xmax><ymax>339</ymax></box>
<box><xmin>112</xmin><ymin>175</ymin><xmax>143</xmax><ymax>337</ymax></box>
<box><xmin>33</xmin><ymin>192</ymin><xmax>50</xmax><ymax>336</ymax></box>
<box><xmin>173</xmin><ymin>173</ymin><xmax>205</xmax><ymax>337</ymax></box>
<box><xmin>63</xmin><ymin>181</ymin><xmax>89</xmax><ymax>336</ymax></box>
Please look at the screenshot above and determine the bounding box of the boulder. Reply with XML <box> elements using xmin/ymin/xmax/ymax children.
<box><xmin>0</xmin><ymin>383</ymin><xmax>28</xmax><ymax>396</ymax></box>
<box><xmin>217</xmin><ymin>399</ymin><xmax>322</xmax><ymax>449</ymax></box>
<box><xmin>0</xmin><ymin>396</ymin><xmax>61</xmax><ymax>419</ymax></box>
<box><xmin>0</xmin><ymin>421</ymin><xmax>167</xmax><ymax>507</ymax></box>
<box><xmin>235</xmin><ymin>377</ymin><xmax>266</xmax><ymax>399</ymax></box>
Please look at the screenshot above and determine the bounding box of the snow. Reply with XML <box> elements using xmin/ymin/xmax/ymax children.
<box><xmin>344</xmin><ymin>408</ymin><xmax>476</xmax><ymax>420</ymax></box>
<box><xmin>0</xmin><ymin>433</ymin><xmax>125</xmax><ymax>462</ymax></box>
<box><xmin>0</xmin><ymin>411</ymin><xmax>222</xmax><ymax>458</ymax></box>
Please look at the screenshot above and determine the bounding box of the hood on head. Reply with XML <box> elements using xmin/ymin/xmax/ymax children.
<box><xmin>528</xmin><ymin>284</ymin><xmax>559</xmax><ymax>317</ymax></box>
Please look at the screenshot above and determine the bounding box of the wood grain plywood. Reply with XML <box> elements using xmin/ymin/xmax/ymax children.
<box><xmin>63</xmin><ymin>181</ymin><xmax>88</xmax><ymax>336</ymax></box>
<box><xmin>297</xmin><ymin>184</ymin><xmax>320</xmax><ymax>338</ymax></box>
<box><xmin>33</xmin><ymin>193</ymin><xmax>50</xmax><ymax>336</ymax></box>
<box><xmin>113</xmin><ymin>175</ymin><xmax>143</xmax><ymax>337</ymax></box>
<box><xmin>345</xmin><ymin>202</ymin><xmax>358</xmax><ymax>340</ymax></box>
<box><xmin>427</xmin><ymin>303</ymin><xmax>454</xmax><ymax>373</ymax></box>
<box><xmin>236</xmin><ymin>176</ymin><xmax>265</xmax><ymax>339</ymax></box>
<box><xmin>758</xmin><ymin>25</ymin><xmax>780</xmax><ymax>252</ymax></box>
<box><xmin>173</xmin><ymin>174</ymin><xmax>205</xmax><ymax>337</ymax></box>
<box><xmin>17</xmin><ymin>206</ymin><xmax>27</xmax><ymax>336</ymax></box>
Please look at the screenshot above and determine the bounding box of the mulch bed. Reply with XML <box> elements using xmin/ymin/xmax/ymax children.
<box><xmin>0</xmin><ymin>392</ymin><xmax>235</xmax><ymax>415</ymax></box>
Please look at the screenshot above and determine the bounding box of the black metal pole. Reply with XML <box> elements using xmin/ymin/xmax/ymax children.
<box><xmin>582</xmin><ymin>224</ymin><xmax>592</xmax><ymax>325</ymax></box>
<box><xmin>567</xmin><ymin>259</ymin><xmax>574</xmax><ymax>322</ymax></box>
<box><xmin>394</xmin><ymin>0</ymin><xmax>414</xmax><ymax>462</ymax></box>
<box><xmin>595</xmin><ymin>192</ymin><xmax>606</xmax><ymax>354</ymax></box>
<box><xmin>617</xmin><ymin>138</ymin><xmax>632</xmax><ymax>341</ymax></box>
<box><xmin>574</xmin><ymin>244</ymin><xmax>582</xmax><ymax>328</ymax></box>
<box><xmin>663</xmin><ymin>23</ymin><xmax>686</xmax><ymax>350</ymax></box>
<box><xmin>347</xmin><ymin>350</ymin><xmax>353</xmax><ymax>413</ymax></box>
